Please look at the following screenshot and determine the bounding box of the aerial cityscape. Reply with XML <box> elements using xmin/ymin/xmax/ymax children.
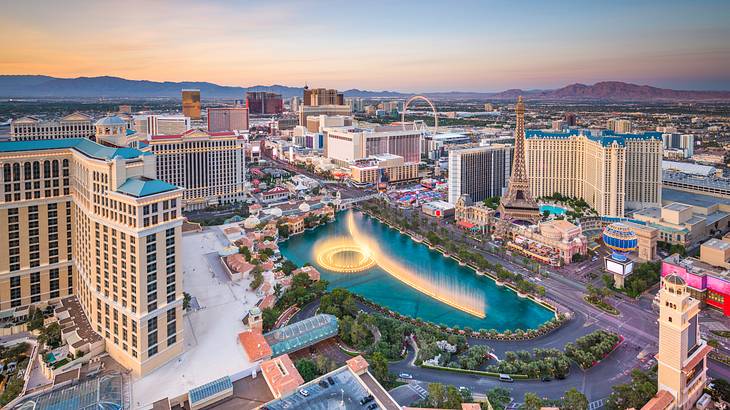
<box><xmin>1</xmin><ymin>1</ymin><xmax>730</xmax><ymax>409</ymax></box>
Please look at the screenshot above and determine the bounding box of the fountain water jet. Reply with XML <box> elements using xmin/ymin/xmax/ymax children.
<box><xmin>311</xmin><ymin>212</ymin><xmax>487</xmax><ymax>318</ymax></box>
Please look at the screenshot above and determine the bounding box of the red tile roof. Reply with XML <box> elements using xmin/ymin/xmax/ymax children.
<box><xmin>346</xmin><ymin>355</ymin><xmax>369</xmax><ymax>374</ymax></box>
<box><xmin>641</xmin><ymin>390</ymin><xmax>675</xmax><ymax>410</ymax></box>
<box><xmin>238</xmin><ymin>330</ymin><xmax>272</xmax><ymax>362</ymax></box>
<box><xmin>683</xmin><ymin>344</ymin><xmax>712</xmax><ymax>373</ymax></box>
<box><xmin>261</xmin><ymin>354</ymin><xmax>304</xmax><ymax>399</ymax></box>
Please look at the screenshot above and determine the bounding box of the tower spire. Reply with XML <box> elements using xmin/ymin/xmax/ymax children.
<box><xmin>496</xmin><ymin>96</ymin><xmax>540</xmax><ymax>227</ymax></box>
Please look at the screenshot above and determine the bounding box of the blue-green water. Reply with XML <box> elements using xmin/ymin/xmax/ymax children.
<box><xmin>279</xmin><ymin>210</ymin><xmax>553</xmax><ymax>332</ymax></box>
<box><xmin>540</xmin><ymin>204</ymin><xmax>567</xmax><ymax>216</ymax></box>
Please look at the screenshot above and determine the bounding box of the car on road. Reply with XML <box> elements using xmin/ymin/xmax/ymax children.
<box><xmin>499</xmin><ymin>374</ymin><xmax>514</xmax><ymax>383</ymax></box>
<box><xmin>360</xmin><ymin>395</ymin><xmax>374</xmax><ymax>405</ymax></box>
<box><xmin>399</xmin><ymin>373</ymin><xmax>413</xmax><ymax>379</ymax></box>
<box><xmin>541</xmin><ymin>376</ymin><xmax>552</xmax><ymax>382</ymax></box>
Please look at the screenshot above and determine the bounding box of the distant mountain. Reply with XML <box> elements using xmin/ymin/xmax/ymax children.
<box><xmin>1</xmin><ymin>75</ymin><xmax>728</xmax><ymax>101</ymax></box>
<box><xmin>0</xmin><ymin>75</ymin><xmax>406</xmax><ymax>99</ymax></box>
<box><xmin>488</xmin><ymin>81</ymin><xmax>730</xmax><ymax>101</ymax></box>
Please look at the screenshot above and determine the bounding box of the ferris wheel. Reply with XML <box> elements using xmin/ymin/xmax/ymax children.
<box><xmin>401</xmin><ymin>95</ymin><xmax>438</xmax><ymax>133</ymax></box>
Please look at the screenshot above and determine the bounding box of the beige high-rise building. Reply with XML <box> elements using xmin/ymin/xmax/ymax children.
<box><xmin>607</xmin><ymin>118</ymin><xmax>632</xmax><ymax>133</ymax></box>
<box><xmin>299</xmin><ymin>86</ymin><xmax>350</xmax><ymax>125</ymax></box>
<box><xmin>525</xmin><ymin>130</ymin><xmax>662</xmax><ymax>217</ymax></box>
<box><xmin>642</xmin><ymin>274</ymin><xmax>711</xmax><ymax>410</ymax></box>
<box><xmin>10</xmin><ymin>112</ymin><xmax>94</xmax><ymax>141</ymax></box>
<box><xmin>0</xmin><ymin>138</ymin><xmax>184</xmax><ymax>377</ymax></box>
<box><xmin>322</xmin><ymin>125</ymin><xmax>422</xmax><ymax>165</ymax></box>
<box><xmin>145</xmin><ymin>129</ymin><xmax>246</xmax><ymax>210</ymax></box>
<box><xmin>182</xmin><ymin>89</ymin><xmax>201</xmax><ymax>120</ymax></box>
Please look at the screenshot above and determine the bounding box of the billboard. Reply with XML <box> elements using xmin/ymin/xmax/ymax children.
<box><xmin>606</xmin><ymin>259</ymin><xmax>624</xmax><ymax>275</ymax></box>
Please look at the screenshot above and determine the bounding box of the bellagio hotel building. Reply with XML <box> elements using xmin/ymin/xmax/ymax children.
<box><xmin>0</xmin><ymin>138</ymin><xmax>184</xmax><ymax>376</ymax></box>
<box><xmin>525</xmin><ymin>130</ymin><xmax>663</xmax><ymax>217</ymax></box>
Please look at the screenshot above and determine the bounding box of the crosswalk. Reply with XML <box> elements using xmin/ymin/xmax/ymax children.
<box><xmin>588</xmin><ymin>398</ymin><xmax>606</xmax><ymax>410</ymax></box>
<box><xmin>409</xmin><ymin>383</ymin><xmax>428</xmax><ymax>399</ymax></box>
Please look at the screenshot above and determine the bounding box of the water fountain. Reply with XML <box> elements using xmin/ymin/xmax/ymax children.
<box><xmin>312</xmin><ymin>212</ymin><xmax>486</xmax><ymax>318</ymax></box>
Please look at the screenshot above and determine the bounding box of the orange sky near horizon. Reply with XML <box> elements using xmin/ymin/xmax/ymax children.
<box><xmin>2</xmin><ymin>0</ymin><xmax>729</xmax><ymax>92</ymax></box>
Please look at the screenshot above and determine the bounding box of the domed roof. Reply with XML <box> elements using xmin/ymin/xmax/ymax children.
<box><xmin>266</xmin><ymin>207</ymin><xmax>282</xmax><ymax>217</ymax></box>
<box><xmin>665</xmin><ymin>274</ymin><xmax>686</xmax><ymax>286</ymax></box>
<box><xmin>243</xmin><ymin>215</ymin><xmax>260</xmax><ymax>229</ymax></box>
<box><xmin>95</xmin><ymin>115</ymin><xmax>126</xmax><ymax>126</ymax></box>
<box><xmin>602</xmin><ymin>222</ymin><xmax>638</xmax><ymax>253</ymax></box>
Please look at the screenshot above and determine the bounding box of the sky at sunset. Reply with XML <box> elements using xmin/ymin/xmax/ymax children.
<box><xmin>1</xmin><ymin>0</ymin><xmax>729</xmax><ymax>92</ymax></box>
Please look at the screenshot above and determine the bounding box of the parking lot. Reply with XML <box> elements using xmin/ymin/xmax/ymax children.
<box><xmin>265</xmin><ymin>368</ymin><xmax>372</xmax><ymax>410</ymax></box>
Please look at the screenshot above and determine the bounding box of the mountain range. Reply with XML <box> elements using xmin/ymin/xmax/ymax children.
<box><xmin>1</xmin><ymin>75</ymin><xmax>729</xmax><ymax>101</ymax></box>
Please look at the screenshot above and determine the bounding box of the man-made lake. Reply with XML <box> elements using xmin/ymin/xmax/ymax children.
<box><xmin>279</xmin><ymin>210</ymin><xmax>554</xmax><ymax>332</ymax></box>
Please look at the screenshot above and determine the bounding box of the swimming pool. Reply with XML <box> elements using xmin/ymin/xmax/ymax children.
<box><xmin>540</xmin><ymin>204</ymin><xmax>566</xmax><ymax>216</ymax></box>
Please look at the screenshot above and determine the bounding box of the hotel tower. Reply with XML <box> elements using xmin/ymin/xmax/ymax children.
<box><xmin>643</xmin><ymin>274</ymin><xmax>711</xmax><ymax>410</ymax></box>
<box><xmin>0</xmin><ymin>138</ymin><xmax>184</xmax><ymax>376</ymax></box>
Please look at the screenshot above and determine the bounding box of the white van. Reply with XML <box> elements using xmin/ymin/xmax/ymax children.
<box><xmin>498</xmin><ymin>374</ymin><xmax>513</xmax><ymax>383</ymax></box>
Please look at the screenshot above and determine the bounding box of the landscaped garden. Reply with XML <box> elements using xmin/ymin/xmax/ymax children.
<box><xmin>0</xmin><ymin>342</ymin><xmax>31</xmax><ymax>406</ymax></box>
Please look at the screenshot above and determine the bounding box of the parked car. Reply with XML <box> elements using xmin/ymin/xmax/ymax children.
<box><xmin>499</xmin><ymin>374</ymin><xmax>513</xmax><ymax>383</ymax></box>
<box><xmin>299</xmin><ymin>389</ymin><xmax>309</xmax><ymax>397</ymax></box>
<box><xmin>541</xmin><ymin>376</ymin><xmax>552</xmax><ymax>382</ymax></box>
<box><xmin>368</xmin><ymin>404</ymin><xmax>378</xmax><ymax>410</ymax></box>
<box><xmin>318</xmin><ymin>380</ymin><xmax>329</xmax><ymax>388</ymax></box>
<box><xmin>360</xmin><ymin>395</ymin><xmax>374</xmax><ymax>405</ymax></box>
<box><xmin>399</xmin><ymin>373</ymin><xmax>413</xmax><ymax>379</ymax></box>
<box><xmin>327</xmin><ymin>376</ymin><xmax>335</xmax><ymax>386</ymax></box>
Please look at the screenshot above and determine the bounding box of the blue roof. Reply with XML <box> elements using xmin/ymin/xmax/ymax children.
<box><xmin>264</xmin><ymin>314</ymin><xmax>339</xmax><ymax>357</ymax></box>
<box><xmin>525</xmin><ymin>129</ymin><xmax>662</xmax><ymax>147</ymax></box>
<box><xmin>188</xmin><ymin>376</ymin><xmax>233</xmax><ymax>405</ymax></box>
<box><xmin>117</xmin><ymin>177</ymin><xmax>178</xmax><ymax>197</ymax></box>
<box><xmin>0</xmin><ymin>138</ymin><xmax>150</xmax><ymax>161</ymax></box>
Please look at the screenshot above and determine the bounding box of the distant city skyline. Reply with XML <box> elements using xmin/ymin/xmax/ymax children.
<box><xmin>1</xmin><ymin>0</ymin><xmax>729</xmax><ymax>92</ymax></box>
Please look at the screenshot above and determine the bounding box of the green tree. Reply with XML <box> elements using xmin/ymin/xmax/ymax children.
<box><xmin>606</xmin><ymin>369</ymin><xmax>657</xmax><ymax>410</ymax></box>
<box><xmin>261</xmin><ymin>308</ymin><xmax>279</xmax><ymax>331</ymax></box>
<box><xmin>295</xmin><ymin>358</ymin><xmax>319</xmax><ymax>382</ymax></box>
<box><xmin>562</xmin><ymin>388</ymin><xmax>588</xmax><ymax>410</ymax></box>
<box><xmin>427</xmin><ymin>383</ymin><xmax>447</xmax><ymax>408</ymax></box>
<box><xmin>273</xmin><ymin>283</ymin><xmax>283</xmax><ymax>298</ymax></box>
<box><xmin>444</xmin><ymin>385</ymin><xmax>464</xmax><ymax>409</ymax></box>
<box><xmin>292</xmin><ymin>271</ymin><xmax>311</xmax><ymax>288</ymax></box>
<box><xmin>183</xmin><ymin>292</ymin><xmax>192</xmax><ymax>311</ymax></box>
<box><xmin>369</xmin><ymin>352</ymin><xmax>394</xmax><ymax>388</ymax></box>
<box><xmin>38</xmin><ymin>322</ymin><xmax>62</xmax><ymax>349</ymax></box>
<box><xmin>709</xmin><ymin>378</ymin><xmax>730</xmax><ymax>402</ymax></box>
<box><xmin>486</xmin><ymin>388</ymin><xmax>512</xmax><ymax>410</ymax></box>
<box><xmin>277</xmin><ymin>224</ymin><xmax>290</xmax><ymax>238</ymax></box>
<box><xmin>523</xmin><ymin>392</ymin><xmax>544</xmax><ymax>410</ymax></box>
<box><xmin>281</xmin><ymin>260</ymin><xmax>297</xmax><ymax>275</ymax></box>
<box><xmin>240</xmin><ymin>246</ymin><xmax>251</xmax><ymax>261</ymax></box>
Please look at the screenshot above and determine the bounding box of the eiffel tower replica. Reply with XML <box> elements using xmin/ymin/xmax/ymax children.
<box><xmin>495</xmin><ymin>96</ymin><xmax>541</xmax><ymax>237</ymax></box>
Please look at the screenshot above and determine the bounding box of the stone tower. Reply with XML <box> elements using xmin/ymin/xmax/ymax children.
<box><xmin>653</xmin><ymin>274</ymin><xmax>710</xmax><ymax>409</ymax></box>
<box><xmin>248</xmin><ymin>306</ymin><xmax>263</xmax><ymax>332</ymax></box>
